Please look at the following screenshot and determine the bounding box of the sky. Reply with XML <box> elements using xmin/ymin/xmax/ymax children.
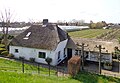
<box><xmin>0</xmin><ymin>0</ymin><xmax>120</xmax><ymax>23</ymax></box>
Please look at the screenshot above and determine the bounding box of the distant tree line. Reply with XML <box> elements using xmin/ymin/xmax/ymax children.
<box><xmin>0</xmin><ymin>22</ymin><xmax>32</xmax><ymax>28</ymax></box>
<box><xmin>89</xmin><ymin>21</ymin><xmax>107</xmax><ymax>29</ymax></box>
<box><xmin>57</xmin><ymin>19</ymin><xmax>89</xmax><ymax>26</ymax></box>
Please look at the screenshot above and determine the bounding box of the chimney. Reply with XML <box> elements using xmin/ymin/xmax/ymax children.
<box><xmin>43</xmin><ymin>19</ymin><xmax>48</xmax><ymax>25</ymax></box>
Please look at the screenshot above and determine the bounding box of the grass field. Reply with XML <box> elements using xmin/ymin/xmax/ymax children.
<box><xmin>0</xmin><ymin>58</ymin><xmax>55</xmax><ymax>75</ymax></box>
<box><xmin>0</xmin><ymin>58</ymin><xmax>120</xmax><ymax>83</ymax></box>
<box><xmin>68</xmin><ymin>29</ymin><xmax>112</xmax><ymax>38</ymax></box>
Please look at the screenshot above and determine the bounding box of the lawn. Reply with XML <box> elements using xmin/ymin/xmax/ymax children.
<box><xmin>68</xmin><ymin>29</ymin><xmax>112</xmax><ymax>38</ymax></box>
<box><xmin>0</xmin><ymin>58</ymin><xmax>55</xmax><ymax>75</ymax></box>
<box><xmin>0</xmin><ymin>58</ymin><xmax>120</xmax><ymax>83</ymax></box>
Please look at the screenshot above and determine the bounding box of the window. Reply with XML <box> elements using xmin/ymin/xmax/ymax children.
<box><xmin>85</xmin><ymin>51</ymin><xmax>89</xmax><ymax>58</ymax></box>
<box><xmin>58</xmin><ymin>51</ymin><xmax>60</xmax><ymax>59</ymax></box>
<box><xmin>75</xmin><ymin>50</ymin><xmax>81</xmax><ymax>55</ymax></box>
<box><xmin>23</xmin><ymin>32</ymin><xmax>31</xmax><ymax>40</ymax></box>
<box><xmin>75</xmin><ymin>50</ymin><xmax>78</xmax><ymax>55</ymax></box>
<box><xmin>15</xmin><ymin>49</ymin><xmax>19</xmax><ymax>53</ymax></box>
<box><xmin>38</xmin><ymin>52</ymin><xmax>46</xmax><ymax>59</ymax></box>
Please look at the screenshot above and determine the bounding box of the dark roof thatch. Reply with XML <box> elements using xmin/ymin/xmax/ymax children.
<box><xmin>10</xmin><ymin>24</ymin><xmax>68</xmax><ymax>50</ymax></box>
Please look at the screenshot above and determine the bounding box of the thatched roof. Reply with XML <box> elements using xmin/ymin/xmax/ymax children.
<box><xmin>72</xmin><ymin>38</ymin><xmax>120</xmax><ymax>53</ymax></box>
<box><xmin>10</xmin><ymin>24</ymin><xmax>68</xmax><ymax>50</ymax></box>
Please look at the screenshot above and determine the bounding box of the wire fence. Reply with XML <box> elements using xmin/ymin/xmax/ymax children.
<box><xmin>0</xmin><ymin>58</ymin><xmax>68</xmax><ymax>77</ymax></box>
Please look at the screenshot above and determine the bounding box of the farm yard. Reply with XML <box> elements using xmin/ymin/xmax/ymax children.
<box><xmin>0</xmin><ymin>58</ymin><xmax>120</xmax><ymax>83</ymax></box>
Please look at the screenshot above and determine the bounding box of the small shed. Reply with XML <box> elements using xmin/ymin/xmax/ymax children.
<box><xmin>68</xmin><ymin>56</ymin><xmax>81</xmax><ymax>76</ymax></box>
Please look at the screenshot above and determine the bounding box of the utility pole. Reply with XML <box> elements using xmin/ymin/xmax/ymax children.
<box><xmin>96</xmin><ymin>45</ymin><xmax>105</xmax><ymax>74</ymax></box>
<box><xmin>76</xmin><ymin>43</ymin><xmax>88</xmax><ymax>71</ymax></box>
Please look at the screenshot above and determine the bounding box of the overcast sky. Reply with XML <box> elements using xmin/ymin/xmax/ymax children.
<box><xmin>0</xmin><ymin>0</ymin><xmax>120</xmax><ymax>23</ymax></box>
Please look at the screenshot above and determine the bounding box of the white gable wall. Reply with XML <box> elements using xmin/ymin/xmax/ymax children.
<box><xmin>52</xmin><ymin>39</ymin><xmax>68</xmax><ymax>65</ymax></box>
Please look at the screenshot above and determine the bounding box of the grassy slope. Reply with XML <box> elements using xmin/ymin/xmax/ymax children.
<box><xmin>0</xmin><ymin>72</ymin><xmax>80</xmax><ymax>83</ymax></box>
<box><xmin>68</xmin><ymin>29</ymin><xmax>112</xmax><ymax>38</ymax></box>
<box><xmin>0</xmin><ymin>58</ymin><xmax>55</xmax><ymax>74</ymax></box>
<box><xmin>0</xmin><ymin>58</ymin><xmax>120</xmax><ymax>83</ymax></box>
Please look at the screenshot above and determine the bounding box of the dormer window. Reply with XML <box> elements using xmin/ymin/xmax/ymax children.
<box><xmin>23</xmin><ymin>32</ymin><xmax>31</xmax><ymax>40</ymax></box>
<box><xmin>26</xmin><ymin>32</ymin><xmax>31</xmax><ymax>37</ymax></box>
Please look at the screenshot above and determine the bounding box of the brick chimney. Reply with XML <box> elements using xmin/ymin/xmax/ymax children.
<box><xmin>43</xmin><ymin>19</ymin><xmax>48</xmax><ymax>25</ymax></box>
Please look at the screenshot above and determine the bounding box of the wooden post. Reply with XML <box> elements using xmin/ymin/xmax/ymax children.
<box><xmin>118</xmin><ymin>61</ymin><xmax>120</xmax><ymax>73</ymax></box>
<box><xmin>38</xmin><ymin>63</ymin><xmax>40</xmax><ymax>74</ymax></box>
<box><xmin>99</xmin><ymin>45</ymin><xmax>102</xmax><ymax>74</ymax></box>
<box><xmin>96</xmin><ymin>45</ymin><xmax>105</xmax><ymax>74</ymax></box>
<box><xmin>49</xmin><ymin>65</ymin><xmax>50</xmax><ymax>76</ymax></box>
<box><xmin>81</xmin><ymin>43</ymin><xmax>84</xmax><ymax>70</ymax></box>
<box><xmin>57</xmin><ymin>66</ymin><xmax>58</xmax><ymax>77</ymax></box>
<box><xmin>118</xmin><ymin>55</ymin><xmax>119</xmax><ymax>73</ymax></box>
<box><xmin>22</xmin><ymin>59</ymin><xmax>24</xmax><ymax>73</ymax></box>
<box><xmin>76</xmin><ymin>43</ymin><xmax>88</xmax><ymax>71</ymax></box>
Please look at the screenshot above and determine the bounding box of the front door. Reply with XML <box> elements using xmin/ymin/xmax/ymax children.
<box><xmin>67</xmin><ymin>48</ymin><xmax>72</xmax><ymax>60</ymax></box>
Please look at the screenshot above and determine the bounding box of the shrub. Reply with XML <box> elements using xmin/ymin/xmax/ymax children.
<box><xmin>104</xmin><ymin>61</ymin><xmax>112</xmax><ymax>66</ymax></box>
<box><xmin>68</xmin><ymin>56</ymin><xmax>81</xmax><ymax>76</ymax></box>
<box><xmin>0</xmin><ymin>48</ymin><xmax>6</xmax><ymax>55</ymax></box>
<box><xmin>7</xmin><ymin>53</ymin><xmax>14</xmax><ymax>58</ymax></box>
<box><xmin>8</xmin><ymin>35</ymin><xmax>14</xmax><ymax>39</ymax></box>
<box><xmin>29</xmin><ymin>58</ymin><xmax>35</xmax><ymax>62</ymax></box>
<box><xmin>0</xmin><ymin>44</ymin><xmax>5</xmax><ymax>48</ymax></box>
<box><xmin>45</xmin><ymin>57</ymin><xmax>52</xmax><ymax>65</ymax></box>
<box><xmin>1</xmin><ymin>50</ymin><xmax>9</xmax><ymax>56</ymax></box>
<box><xmin>19</xmin><ymin>56</ymin><xmax>25</xmax><ymax>60</ymax></box>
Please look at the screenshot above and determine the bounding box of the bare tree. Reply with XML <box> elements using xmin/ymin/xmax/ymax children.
<box><xmin>0</xmin><ymin>9</ymin><xmax>12</xmax><ymax>49</ymax></box>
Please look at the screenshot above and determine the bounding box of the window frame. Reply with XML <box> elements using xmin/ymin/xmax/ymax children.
<box><xmin>38</xmin><ymin>52</ymin><xmax>46</xmax><ymax>59</ymax></box>
<box><xmin>15</xmin><ymin>49</ymin><xmax>19</xmax><ymax>53</ymax></box>
<box><xmin>58</xmin><ymin>51</ymin><xmax>61</xmax><ymax>59</ymax></box>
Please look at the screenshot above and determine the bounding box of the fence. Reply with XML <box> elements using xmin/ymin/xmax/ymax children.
<box><xmin>0</xmin><ymin>58</ymin><xmax>68</xmax><ymax>77</ymax></box>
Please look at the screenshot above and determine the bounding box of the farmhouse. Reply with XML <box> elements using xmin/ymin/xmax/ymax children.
<box><xmin>9</xmin><ymin>19</ymin><xmax>77</xmax><ymax>66</ymax></box>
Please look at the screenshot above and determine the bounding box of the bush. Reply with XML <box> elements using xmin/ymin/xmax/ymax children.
<box><xmin>45</xmin><ymin>57</ymin><xmax>52</xmax><ymax>65</ymax></box>
<box><xmin>0</xmin><ymin>44</ymin><xmax>5</xmax><ymax>48</ymax></box>
<box><xmin>1</xmin><ymin>51</ymin><xmax>9</xmax><ymax>56</ymax></box>
<box><xmin>19</xmin><ymin>56</ymin><xmax>25</xmax><ymax>60</ymax></box>
<box><xmin>7</xmin><ymin>53</ymin><xmax>14</xmax><ymax>58</ymax></box>
<box><xmin>104</xmin><ymin>61</ymin><xmax>112</xmax><ymax>66</ymax></box>
<box><xmin>29</xmin><ymin>58</ymin><xmax>35</xmax><ymax>62</ymax></box>
<box><xmin>8</xmin><ymin>35</ymin><xmax>14</xmax><ymax>39</ymax></box>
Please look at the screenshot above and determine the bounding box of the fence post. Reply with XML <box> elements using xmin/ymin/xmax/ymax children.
<box><xmin>49</xmin><ymin>65</ymin><xmax>50</xmax><ymax>76</ymax></box>
<box><xmin>38</xmin><ymin>63</ymin><xmax>40</xmax><ymax>74</ymax></box>
<box><xmin>63</xmin><ymin>68</ymin><xmax>64</xmax><ymax>76</ymax></box>
<box><xmin>57</xmin><ymin>66</ymin><xmax>58</xmax><ymax>77</ymax></box>
<box><xmin>22</xmin><ymin>59</ymin><xmax>24</xmax><ymax>73</ymax></box>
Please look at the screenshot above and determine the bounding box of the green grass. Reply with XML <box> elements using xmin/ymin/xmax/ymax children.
<box><xmin>74</xmin><ymin>72</ymin><xmax>120</xmax><ymax>83</ymax></box>
<box><xmin>68</xmin><ymin>29</ymin><xmax>112</xmax><ymax>38</ymax></box>
<box><xmin>0</xmin><ymin>70</ymin><xmax>120</xmax><ymax>83</ymax></box>
<box><xmin>0</xmin><ymin>58</ymin><xmax>120</xmax><ymax>83</ymax></box>
<box><xmin>0</xmin><ymin>58</ymin><xmax>55</xmax><ymax>75</ymax></box>
<box><xmin>0</xmin><ymin>71</ymin><xmax>80</xmax><ymax>83</ymax></box>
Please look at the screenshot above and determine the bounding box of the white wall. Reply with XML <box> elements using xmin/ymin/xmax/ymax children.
<box><xmin>52</xmin><ymin>39</ymin><xmax>68</xmax><ymax>65</ymax></box>
<box><xmin>86</xmin><ymin>52</ymin><xmax>112</xmax><ymax>63</ymax></box>
<box><xmin>9</xmin><ymin>46</ymin><xmax>55</xmax><ymax>65</ymax></box>
<box><xmin>9</xmin><ymin>39</ymin><xmax>68</xmax><ymax>66</ymax></box>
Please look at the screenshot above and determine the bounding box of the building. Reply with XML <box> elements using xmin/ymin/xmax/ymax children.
<box><xmin>72</xmin><ymin>38</ymin><xmax>120</xmax><ymax>63</ymax></box>
<box><xmin>9</xmin><ymin>19</ymin><xmax>77</xmax><ymax>66</ymax></box>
